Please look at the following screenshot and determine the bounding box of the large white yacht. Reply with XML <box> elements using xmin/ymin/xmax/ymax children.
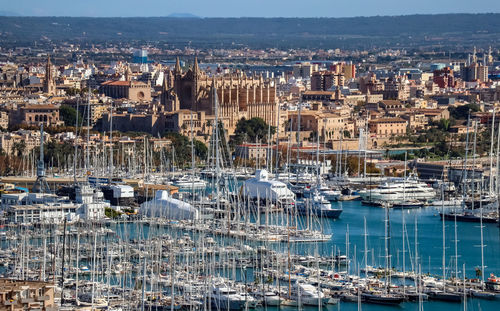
<box><xmin>296</xmin><ymin>191</ymin><xmax>342</xmax><ymax>218</ymax></box>
<box><xmin>208</xmin><ymin>285</ymin><xmax>247</xmax><ymax>310</ymax></box>
<box><xmin>304</xmin><ymin>184</ymin><xmax>341</xmax><ymax>201</ymax></box>
<box><xmin>288</xmin><ymin>283</ymin><xmax>328</xmax><ymax>306</ymax></box>
<box><xmin>243</xmin><ymin>169</ymin><xmax>296</xmax><ymax>205</ymax></box>
<box><xmin>172</xmin><ymin>175</ymin><xmax>207</xmax><ymax>190</ymax></box>
<box><xmin>358</xmin><ymin>175</ymin><xmax>436</xmax><ymax>203</ymax></box>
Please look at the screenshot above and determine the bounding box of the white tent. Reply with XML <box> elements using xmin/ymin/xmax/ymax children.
<box><xmin>140</xmin><ymin>190</ymin><xmax>199</xmax><ymax>220</ymax></box>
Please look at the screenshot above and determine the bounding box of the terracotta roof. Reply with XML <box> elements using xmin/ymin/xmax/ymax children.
<box><xmin>302</xmin><ymin>91</ymin><xmax>335</xmax><ymax>96</ymax></box>
<box><xmin>101</xmin><ymin>80</ymin><xmax>130</xmax><ymax>86</ymax></box>
<box><xmin>369</xmin><ymin>118</ymin><xmax>407</xmax><ymax>123</ymax></box>
<box><xmin>23</xmin><ymin>104</ymin><xmax>57</xmax><ymax>110</ymax></box>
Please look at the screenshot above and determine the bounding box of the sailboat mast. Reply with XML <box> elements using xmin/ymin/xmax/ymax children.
<box><xmin>441</xmin><ymin>185</ymin><xmax>446</xmax><ymax>292</ymax></box>
<box><xmin>75</xmin><ymin>230</ymin><xmax>80</xmax><ymax>305</ymax></box>
<box><xmin>73</xmin><ymin>98</ymin><xmax>80</xmax><ymax>184</ymax></box>
<box><xmin>86</xmin><ymin>86</ymin><xmax>91</xmax><ymax>175</ymax></box>
<box><xmin>296</xmin><ymin>102</ymin><xmax>301</xmax><ymax>184</ymax></box>
<box><xmin>471</xmin><ymin>120</ymin><xmax>478</xmax><ymax>211</ymax></box>
<box><xmin>479</xmin><ymin>176</ymin><xmax>485</xmax><ymax>290</ymax></box>
<box><xmin>384</xmin><ymin>204</ymin><xmax>389</xmax><ymax>293</ymax></box>
<box><xmin>462</xmin><ymin>113</ymin><xmax>471</xmax><ymax>206</ymax></box>
<box><xmin>489</xmin><ymin>108</ymin><xmax>495</xmax><ymax>195</ymax></box>
<box><xmin>363</xmin><ymin>217</ymin><xmax>368</xmax><ymax>278</ymax></box>
<box><xmin>275</xmin><ymin>106</ymin><xmax>280</xmax><ymax>175</ymax></box>
<box><xmin>109</xmin><ymin>102</ymin><xmax>114</xmax><ymax>182</ymax></box>
<box><xmin>316</xmin><ymin>129</ymin><xmax>320</xmax><ymax>187</ymax></box>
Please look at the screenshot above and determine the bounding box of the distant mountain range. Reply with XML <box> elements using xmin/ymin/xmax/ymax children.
<box><xmin>166</xmin><ymin>13</ymin><xmax>200</xmax><ymax>18</ymax></box>
<box><xmin>0</xmin><ymin>11</ymin><xmax>21</xmax><ymax>16</ymax></box>
<box><xmin>0</xmin><ymin>14</ymin><xmax>499</xmax><ymax>49</ymax></box>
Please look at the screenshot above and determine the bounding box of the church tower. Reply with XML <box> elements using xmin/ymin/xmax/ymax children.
<box><xmin>43</xmin><ymin>56</ymin><xmax>56</xmax><ymax>95</ymax></box>
<box><xmin>161</xmin><ymin>70</ymin><xmax>179</xmax><ymax>112</ymax></box>
<box><xmin>125</xmin><ymin>65</ymin><xmax>132</xmax><ymax>82</ymax></box>
<box><xmin>192</xmin><ymin>56</ymin><xmax>200</xmax><ymax>111</ymax></box>
<box><xmin>472</xmin><ymin>46</ymin><xmax>478</xmax><ymax>64</ymax></box>
<box><xmin>174</xmin><ymin>56</ymin><xmax>182</xmax><ymax>76</ymax></box>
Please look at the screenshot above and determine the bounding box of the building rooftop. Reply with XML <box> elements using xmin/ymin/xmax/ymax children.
<box><xmin>302</xmin><ymin>91</ymin><xmax>335</xmax><ymax>96</ymax></box>
<box><xmin>101</xmin><ymin>80</ymin><xmax>131</xmax><ymax>86</ymax></box>
<box><xmin>23</xmin><ymin>104</ymin><xmax>57</xmax><ymax>110</ymax></box>
<box><xmin>369</xmin><ymin>117</ymin><xmax>407</xmax><ymax>123</ymax></box>
<box><xmin>0</xmin><ymin>279</ymin><xmax>55</xmax><ymax>292</ymax></box>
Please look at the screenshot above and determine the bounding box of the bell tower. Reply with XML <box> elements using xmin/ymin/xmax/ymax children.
<box><xmin>43</xmin><ymin>55</ymin><xmax>56</xmax><ymax>95</ymax></box>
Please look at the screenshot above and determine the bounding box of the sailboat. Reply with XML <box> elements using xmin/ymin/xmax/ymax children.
<box><xmin>428</xmin><ymin>185</ymin><xmax>462</xmax><ymax>302</ymax></box>
<box><xmin>362</xmin><ymin>202</ymin><xmax>404</xmax><ymax>305</ymax></box>
<box><xmin>470</xmin><ymin>178</ymin><xmax>498</xmax><ymax>299</ymax></box>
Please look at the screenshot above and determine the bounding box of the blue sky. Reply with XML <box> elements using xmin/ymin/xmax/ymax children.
<box><xmin>2</xmin><ymin>0</ymin><xmax>500</xmax><ymax>17</ymax></box>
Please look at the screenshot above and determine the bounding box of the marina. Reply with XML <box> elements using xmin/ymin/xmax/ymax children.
<box><xmin>1</xmin><ymin>188</ymin><xmax>499</xmax><ymax>310</ymax></box>
<box><xmin>1</xmin><ymin>93</ymin><xmax>500</xmax><ymax>311</ymax></box>
<box><xmin>0</xmin><ymin>18</ymin><xmax>500</xmax><ymax>310</ymax></box>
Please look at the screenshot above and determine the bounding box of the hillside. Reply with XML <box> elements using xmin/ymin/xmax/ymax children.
<box><xmin>0</xmin><ymin>14</ymin><xmax>499</xmax><ymax>49</ymax></box>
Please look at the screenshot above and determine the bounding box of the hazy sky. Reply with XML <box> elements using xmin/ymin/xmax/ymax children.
<box><xmin>2</xmin><ymin>0</ymin><xmax>500</xmax><ymax>17</ymax></box>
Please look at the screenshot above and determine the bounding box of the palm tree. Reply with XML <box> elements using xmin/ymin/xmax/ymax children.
<box><xmin>12</xmin><ymin>141</ymin><xmax>26</xmax><ymax>157</ymax></box>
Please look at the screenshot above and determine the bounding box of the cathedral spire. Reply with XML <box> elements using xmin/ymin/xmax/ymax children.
<box><xmin>174</xmin><ymin>57</ymin><xmax>181</xmax><ymax>75</ymax></box>
<box><xmin>193</xmin><ymin>56</ymin><xmax>200</xmax><ymax>76</ymax></box>
<box><xmin>162</xmin><ymin>71</ymin><xmax>169</xmax><ymax>91</ymax></box>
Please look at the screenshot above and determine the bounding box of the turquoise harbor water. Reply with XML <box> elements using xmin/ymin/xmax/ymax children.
<box><xmin>2</xmin><ymin>198</ymin><xmax>499</xmax><ymax>310</ymax></box>
<box><xmin>114</xmin><ymin>199</ymin><xmax>500</xmax><ymax>310</ymax></box>
<box><xmin>295</xmin><ymin>200</ymin><xmax>500</xmax><ymax>310</ymax></box>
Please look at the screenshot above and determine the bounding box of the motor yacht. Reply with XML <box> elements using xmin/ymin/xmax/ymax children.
<box><xmin>358</xmin><ymin>176</ymin><xmax>435</xmax><ymax>203</ymax></box>
<box><xmin>288</xmin><ymin>283</ymin><xmax>328</xmax><ymax>306</ymax></box>
<box><xmin>172</xmin><ymin>175</ymin><xmax>207</xmax><ymax>190</ymax></box>
<box><xmin>208</xmin><ymin>285</ymin><xmax>246</xmax><ymax>310</ymax></box>
<box><xmin>296</xmin><ymin>191</ymin><xmax>342</xmax><ymax>218</ymax></box>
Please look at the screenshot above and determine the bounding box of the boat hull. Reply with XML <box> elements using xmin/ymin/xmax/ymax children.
<box><xmin>361</xmin><ymin>293</ymin><xmax>405</xmax><ymax>305</ymax></box>
<box><xmin>440</xmin><ymin>213</ymin><xmax>498</xmax><ymax>223</ymax></box>
<box><xmin>296</xmin><ymin>208</ymin><xmax>342</xmax><ymax>219</ymax></box>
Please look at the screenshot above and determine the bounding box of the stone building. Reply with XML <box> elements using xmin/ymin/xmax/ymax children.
<box><xmin>0</xmin><ymin>130</ymin><xmax>48</xmax><ymax>155</ymax></box>
<box><xmin>287</xmin><ymin>110</ymin><xmax>355</xmax><ymax>143</ymax></box>
<box><xmin>21</xmin><ymin>104</ymin><xmax>63</xmax><ymax>127</ymax></box>
<box><xmin>160</xmin><ymin>57</ymin><xmax>278</xmax><ymax>135</ymax></box>
<box><xmin>0</xmin><ymin>110</ymin><xmax>8</xmax><ymax>129</ymax></box>
<box><xmin>101</xmin><ymin>112</ymin><xmax>164</xmax><ymax>136</ymax></box>
<box><xmin>100</xmin><ymin>80</ymin><xmax>151</xmax><ymax>101</ymax></box>
<box><xmin>0</xmin><ymin>279</ymin><xmax>56</xmax><ymax>311</ymax></box>
<box><xmin>368</xmin><ymin>118</ymin><xmax>408</xmax><ymax>137</ymax></box>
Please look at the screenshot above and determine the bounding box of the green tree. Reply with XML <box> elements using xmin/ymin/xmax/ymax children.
<box><xmin>163</xmin><ymin>132</ymin><xmax>208</xmax><ymax>166</ymax></box>
<box><xmin>12</xmin><ymin>141</ymin><xmax>26</xmax><ymax>157</ymax></box>
<box><xmin>449</xmin><ymin>104</ymin><xmax>480</xmax><ymax>120</ymax></box>
<box><xmin>59</xmin><ymin>105</ymin><xmax>82</xmax><ymax>127</ymax></box>
<box><xmin>35</xmin><ymin>141</ymin><xmax>74</xmax><ymax>168</ymax></box>
<box><xmin>65</xmin><ymin>88</ymin><xmax>80</xmax><ymax>96</ymax></box>
<box><xmin>231</xmin><ymin>117</ymin><xmax>276</xmax><ymax>147</ymax></box>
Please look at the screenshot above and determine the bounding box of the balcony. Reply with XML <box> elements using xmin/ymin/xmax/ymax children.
<box><xmin>21</xmin><ymin>297</ymin><xmax>34</xmax><ymax>303</ymax></box>
<box><xmin>36</xmin><ymin>295</ymin><xmax>50</xmax><ymax>301</ymax></box>
<box><xmin>3</xmin><ymin>300</ymin><xmax>16</xmax><ymax>305</ymax></box>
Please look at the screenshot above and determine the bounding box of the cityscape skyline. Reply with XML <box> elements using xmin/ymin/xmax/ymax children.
<box><xmin>0</xmin><ymin>1</ymin><xmax>500</xmax><ymax>309</ymax></box>
<box><xmin>1</xmin><ymin>0</ymin><xmax>500</xmax><ymax>18</ymax></box>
